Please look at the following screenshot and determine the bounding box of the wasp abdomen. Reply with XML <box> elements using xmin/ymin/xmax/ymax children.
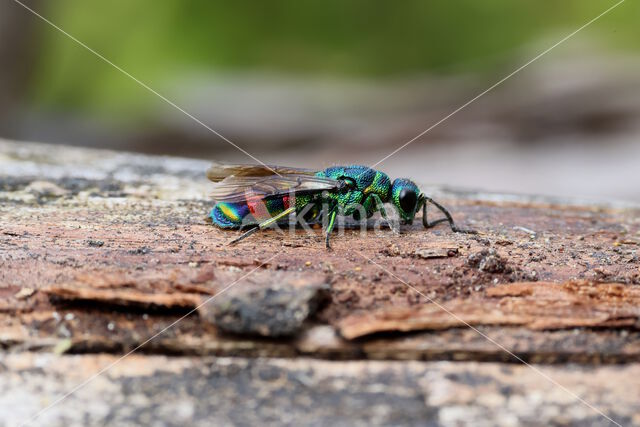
<box><xmin>210</xmin><ymin>202</ymin><xmax>249</xmax><ymax>228</ymax></box>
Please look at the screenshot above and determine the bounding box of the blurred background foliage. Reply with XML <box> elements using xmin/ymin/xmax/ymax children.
<box><xmin>3</xmin><ymin>0</ymin><xmax>640</xmax><ymax>201</ymax></box>
<box><xmin>31</xmin><ymin>0</ymin><xmax>639</xmax><ymax>120</ymax></box>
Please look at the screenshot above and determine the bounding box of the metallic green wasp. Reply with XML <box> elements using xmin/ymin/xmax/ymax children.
<box><xmin>208</xmin><ymin>163</ymin><xmax>475</xmax><ymax>249</ymax></box>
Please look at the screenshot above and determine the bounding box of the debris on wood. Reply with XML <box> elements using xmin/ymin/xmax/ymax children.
<box><xmin>382</xmin><ymin>242</ymin><xmax>459</xmax><ymax>259</ymax></box>
<box><xmin>467</xmin><ymin>248</ymin><xmax>509</xmax><ymax>273</ymax></box>
<box><xmin>414</xmin><ymin>246</ymin><xmax>459</xmax><ymax>259</ymax></box>
<box><xmin>25</xmin><ymin>180</ymin><xmax>69</xmax><ymax>198</ymax></box>
<box><xmin>14</xmin><ymin>287</ymin><xmax>35</xmax><ymax>300</ymax></box>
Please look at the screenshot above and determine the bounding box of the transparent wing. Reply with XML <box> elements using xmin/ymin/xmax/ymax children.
<box><xmin>210</xmin><ymin>171</ymin><xmax>341</xmax><ymax>204</ymax></box>
<box><xmin>206</xmin><ymin>162</ymin><xmax>317</xmax><ymax>182</ymax></box>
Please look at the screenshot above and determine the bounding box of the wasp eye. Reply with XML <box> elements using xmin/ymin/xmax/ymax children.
<box><xmin>399</xmin><ymin>188</ymin><xmax>417</xmax><ymax>213</ymax></box>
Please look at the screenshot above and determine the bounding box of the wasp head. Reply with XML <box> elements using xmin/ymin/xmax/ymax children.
<box><xmin>390</xmin><ymin>178</ymin><xmax>421</xmax><ymax>225</ymax></box>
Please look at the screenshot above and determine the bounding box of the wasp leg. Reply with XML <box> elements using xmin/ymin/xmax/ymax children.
<box><xmin>423</xmin><ymin>197</ymin><xmax>477</xmax><ymax>234</ymax></box>
<box><xmin>237</xmin><ymin>222</ymin><xmax>254</xmax><ymax>232</ymax></box>
<box><xmin>370</xmin><ymin>194</ymin><xmax>399</xmax><ymax>234</ymax></box>
<box><xmin>228</xmin><ymin>226</ymin><xmax>260</xmax><ymax>245</ymax></box>
<box><xmin>324</xmin><ymin>207</ymin><xmax>338</xmax><ymax>250</ymax></box>
<box><xmin>228</xmin><ymin>206</ymin><xmax>296</xmax><ymax>245</ymax></box>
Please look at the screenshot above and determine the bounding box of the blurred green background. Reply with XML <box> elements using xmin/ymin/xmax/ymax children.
<box><xmin>30</xmin><ymin>0</ymin><xmax>638</xmax><ymax>118</ymax></box>
<box><xmin>2</xmin><ymin>0</ymin><xmax>640</xmax><ymax>201</ymax></box>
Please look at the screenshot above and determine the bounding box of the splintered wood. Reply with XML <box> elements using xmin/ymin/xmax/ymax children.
<box><xmin>338</xmin><ymin>281</ymin><xmax>640</xmax><ymax>339</ymax></box>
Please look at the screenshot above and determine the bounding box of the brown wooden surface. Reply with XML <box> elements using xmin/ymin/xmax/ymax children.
<box><xmin>1</xmin><ymin>139</ymin><xmax>639</xmax><ymax>426</ymax></box>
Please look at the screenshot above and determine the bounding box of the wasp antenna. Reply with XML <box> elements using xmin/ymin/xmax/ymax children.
<box><xmin>422</xmin><ymin>196</ymin><xmax>477</xmax><ymax>234</ymax></box>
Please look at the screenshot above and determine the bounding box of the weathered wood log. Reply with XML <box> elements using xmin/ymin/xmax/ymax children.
<box><xmin>2</xmin><ymin>139</ymin><xmax>640</xmax><ymax>426</ymax></box>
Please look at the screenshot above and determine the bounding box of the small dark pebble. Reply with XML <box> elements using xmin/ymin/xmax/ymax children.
<box><xmin>471</xmin><ymin>236</ymin><xmax>491</xmax><ymax>246</ymax></box>
<box><xmin>129</xmin><ymin>246</ymin><xmax>151</xmax><ymax>255</ymax></box>
<box><xmin>467</xmin><ymin>249</ymin><xmax>510</xmax><ymax>274</ymax></box>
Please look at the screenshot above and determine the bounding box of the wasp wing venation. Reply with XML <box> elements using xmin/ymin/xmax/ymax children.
<box><xmin>210</xmin><ymin>174</ymin><xmax>341</xmax><ymax>203</ymax></box>
<box><xmin>206</xmin><ymin>163</ymin><xmax>317</xmax><ymax>182</ymax></box>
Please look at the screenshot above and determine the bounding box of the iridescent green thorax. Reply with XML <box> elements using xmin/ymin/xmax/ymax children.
<box><xmin>316</xmin><ymin>165</ymin><xmax>392</xmax><ymax>215</ymax></box>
